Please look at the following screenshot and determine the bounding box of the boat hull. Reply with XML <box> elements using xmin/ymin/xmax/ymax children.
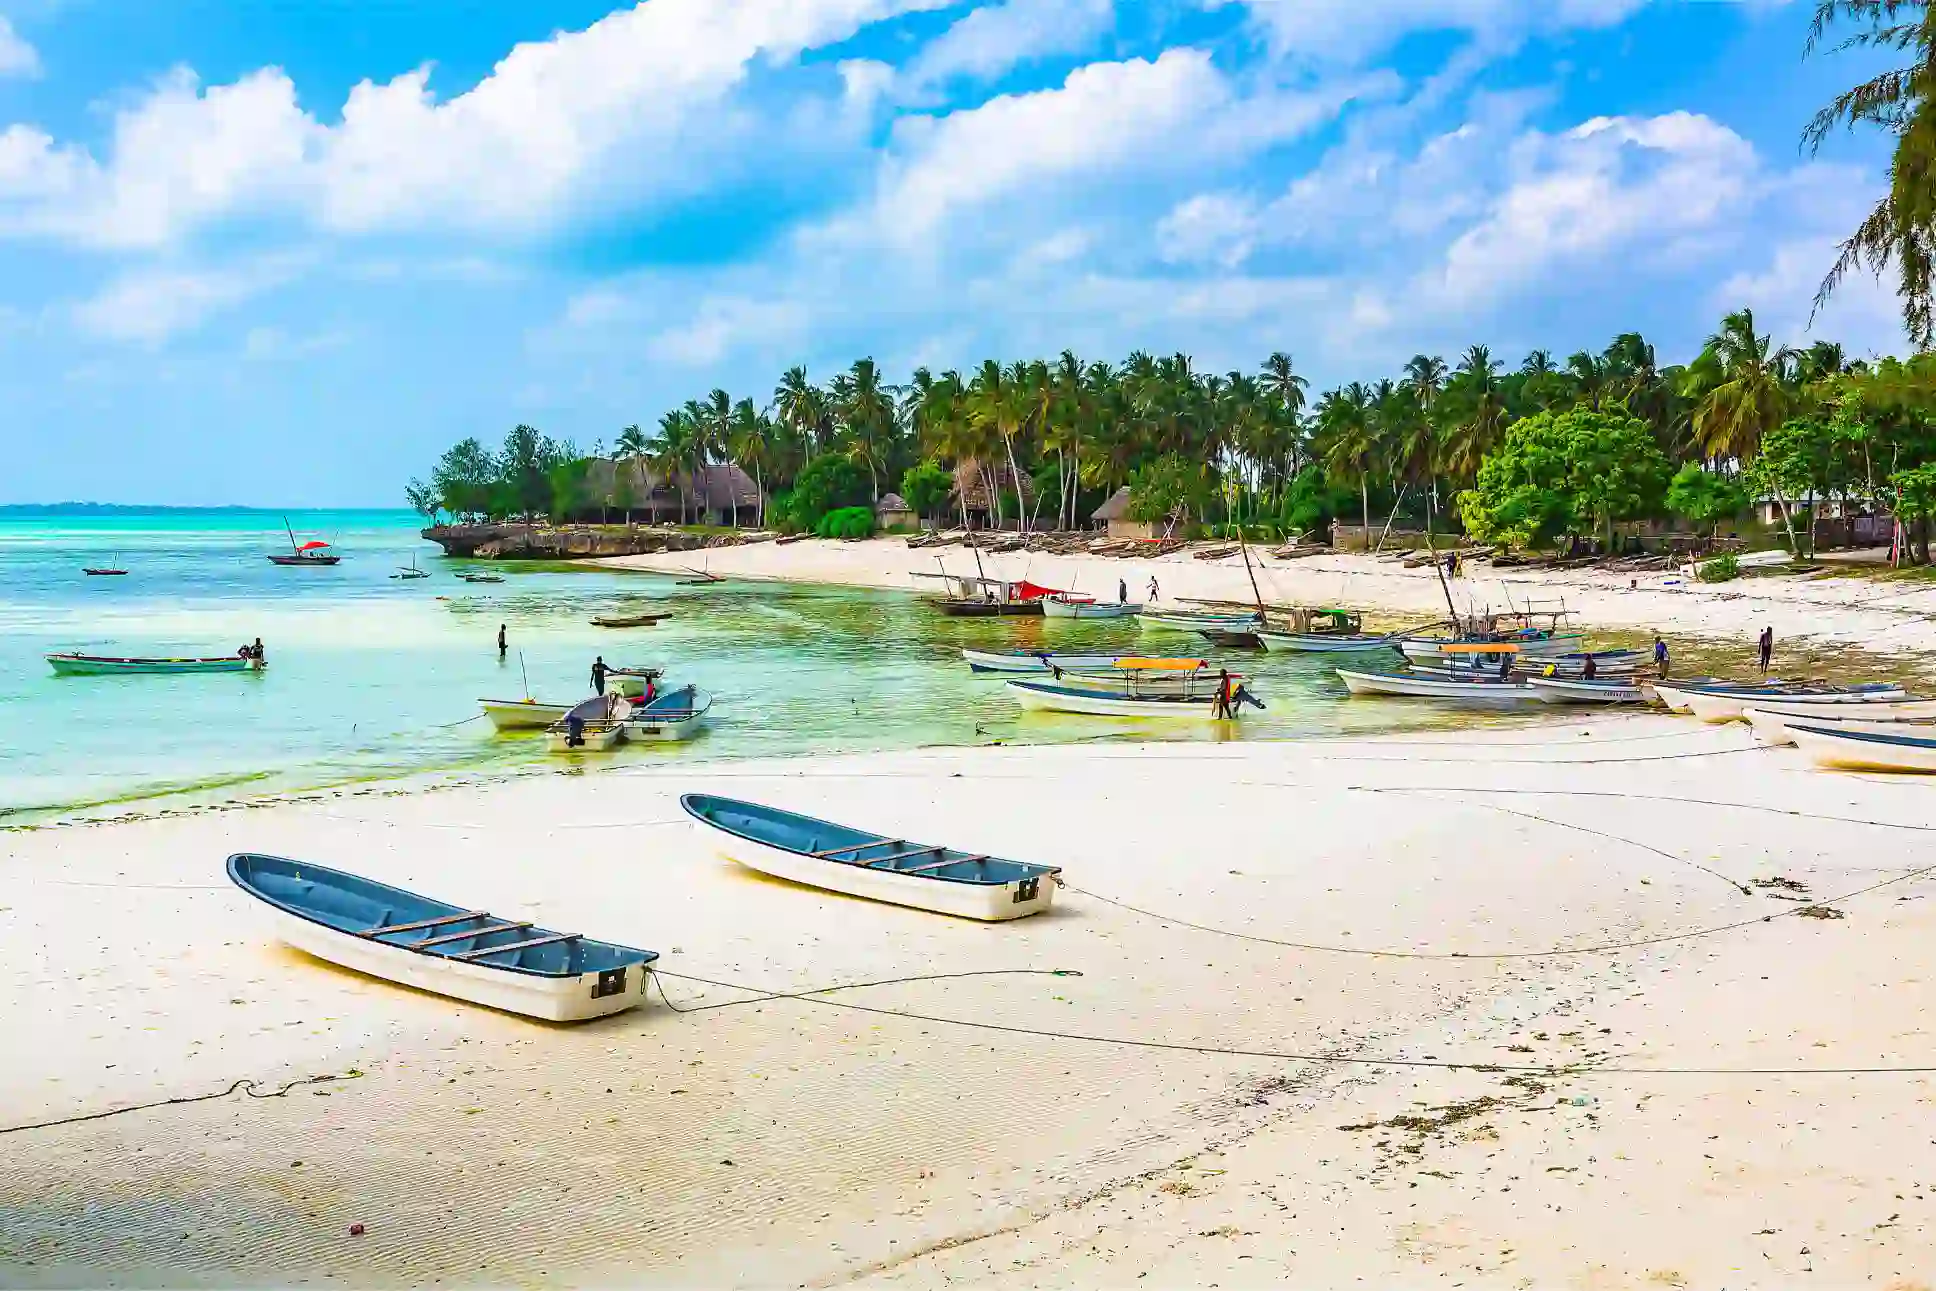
<box><xmin>547</xmin><ymin>724</ymin><xmax>625</xmax><ymax>752</ymax></box>
<box><xmin>1527</xmin><ymin>676</ymin><xmax>1647</xmax><ymax>704</ymax></box>
<box><xmin>683</xmin><ymin>795</ymin><xmax>1059</xmax><ymax>921</ymax></box>
<box><xmin>1789</xmin><ymin>723</ymin><xmax>1936</xmax><ymax>774</ymax></box>
<box><xmin>1743</xmin><ymin>704</ymin><xmax>1936</xmax><ymax>746</ymax></box>
<box><xmin>1399</xmin><ymin>634</ymin><xmax>1583</xmax><ymax>664</ymax></box>
<box><xmin>267</xmin><ymin>555</ymin><xmax>341</xmax><ymax>566</ymax></box>
<box><xmin>1042</xmin><ymin>598</ymin><xmax>1140</xmax><ymax>619</ymax></box>
<box><xmin>1006</xmin><ymin>678</ymin><xmax>1237</xmax><ymax>719</ymax></box>
<box><xmin>228</xmin><ymin>855</ymin><xmax>655</xmax><ymax>1022</ymax></box>
<box><xmin>933</xmin><ymin>600</ymin><xmax>1044</xmax><ymax>616</ymax></box>
<box><xmin>960</xmin><ymin>649</ymin><xmax>1130</xmax><ymax>674</ymax></box>
<box><xmin>480</xmin><ymin>698</ymin><xmax>571</xmax><ymax>731</ymax></box>
<box><xmin>1336</xmin><ymin>668</ymin><xmax>1538</xmax><ymax>705</ymax></box>
<box><xmin>1138</xmin><ymin>611</ymin><xmax>1261</xmax><ymax>632</ymax></box>
<box><xmin>1256</xmin><ymin>630</ymin><xmax>1400</xmax><ymax>653</ymax></box>
<box><xmin>1683</xmin><ymin>686</ymin><xmax>1909</xmax><ymax>723</ymax></box>
<box><xmin>623</xmin><ymin>687</ymin><xmax>713</xmax><ymax>742</ymax></box>
<box><xmin>48</xmin><ymin>653</ymin><xmax>261</xmax><ymax>676</ymax></box>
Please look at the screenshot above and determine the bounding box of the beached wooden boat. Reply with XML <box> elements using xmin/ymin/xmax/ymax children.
<box><xmin>1007</xmin><ymin>664</ymin><xmax>1261</xmax><ymax>719</ymax></box>
<box><xmin>47</xmin><ymin>652</ymin><xmax>264</xmax><ymax>676</ymax></box>
<box><xmin>1526</xmin><ymin>676</ymin><xmax>1648</xmax><ymax>704</ymax></box>
<box><xmin>960</xmin><ymin>649</ymin><xmax>1140</xmax><ymax>674</ymax></box>
<box><xmin>546</xmin><ymin>694</ymin><xmax>631</xmax><ymax>752</ymax></box>
<box><xmin>1743</xmin><ymin>703</ymin><xmax>1936</xmax><ymax>746</ymax></box>
<box><xmin>591</xmin><ymin>613</ymin><xmax>668</xmax><ymax>628</ymax></box>
<box><xmin>1041</xmin><ymin>593</ymin><xmax>1140</xmax><ymax>619</ymax></box>
<box><xmin>1681</xmin><ymin>683</ymin><xmax>1907</xmax><ymax>723</ymax></box>
<box><xmin>227</xmin><ymin>853</ymin><xmax>657</xmax><ymax>1021</ymax></box>
<box><xmin>1788</xmin><ymin>722</ymin><xmax>1936</xmax><ymax>774</ymax></box>
<box><xmin>1335</xmin><ymin>667</ymin><xmax>1538</xmax><ymax>705</ymax></box>
<box><xmin>1256</xmin><ymin>628</ymin><xmax>1401</xmax><ymax>653</ymax></box>
<box><xmin>479</xmin><ymin>696</ymin><xmax>573</xmax><ymax>731</ymax></box>
<box><xmin>622</xmin><ymin>685</ymin><xmax>713</xmax><ymax>742</ymax></box>
<box><xmin>681</xmin><ymin>793</ymin><xmax>1061</xmax><ymax>921</ymax></box>
<box><xmin>1138</xmin><ymin>608</ymin><xmax>1263</xmax><ymax>632</ymax></box>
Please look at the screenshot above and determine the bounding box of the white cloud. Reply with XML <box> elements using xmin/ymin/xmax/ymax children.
<box><xmin>903</xmin><ymin>0</ymin><xmax>1114</xmax><ymax>89</ymax></box>
<box><xmin>1156</xmin><ymin>192</ymin><xmax>1258</xmax><ymax>267</ymax></box>
<box><xmin>0</xmin><ymin>16</ymin><xmax>38</xmax><ymax>79</ymax></box>
<box><xmin>0</xmin><ymin>0</ymin><xmax>955</xmax><ymax>250</ymax></box>
<box><xmin>72</xmin><ymin>258</ymin><xmax>305</xmax><ymax>343</ymax></box>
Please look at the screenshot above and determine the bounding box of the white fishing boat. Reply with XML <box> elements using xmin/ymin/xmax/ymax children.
<box><xmin>1682</xmin><ymin>684</ymin><xmax>1908</xmax><ymax>724</ymax></box>
<box><xmin>622</xmin><ymin>684</ymin><xmax>713</xmax><ymax>742</ymax></box>
<box><xmin>545</xmin><ymin>694</ymin><xmax>631</xmax><ymax>752</ymax></box>
<box><xmin>479</xmin><ymin>696</ymin><xmax>573</xmax><ymax>731</ymax></box>
<box><xmin>1399</xmin><ymin>632</ymin><xmax>1584</xmax><ymax>664</ymax></box>
<box><xmin>683</xmin><ymin>793</ymin><xmax>1061</xmax><ymax>921</ymax></box>
<box><xmin>1788</xmin><ymin>722</ymin><xmax>1936</xmax><ymax>774</ymax></box>
<box><xmin>1335</xmin><ymin>667</ymin><xmax>1539</xmax><ymax>706</ymax></box>
<box><xmin>1006</xmin><ymin>661</ymin><xmax>1260</xmax><ymax>719</ymax></box>
<box><xmin>227</xmin><ymin>854</ymin><xmax>657</xmax><ymax>1022</ymax></box>
<box><xmin>1526</xmin><ymin>676</ymin><xmax>1648</xmax><ymax>704</ymax></box>
<box><xmin>1648</xmin><ymin>679</ymin><xmax>1743</xmax><ymax>713</ymax></box>
<box><xmin>1256</xmin><ymin>628</ymin><xmax>1401</xmax><ymax>653</ymax></box>
<box><xmin>960</xmin><ymin>649</ymin><xmax>1139</xmax><ymax>674</ymax></box>
<box><xmin>1041</xmin><ymin>593</ymin><xmax>1140</xmax><ymax>619</ymax></box>
<box><xmin>606</xmin><ymin>667</ymin><xmax>664</xmax><ymax>699</ymax></box>
<box><xmin>1744</xmin><ymin>704</ymin><xmax>1936</xmax><ymax>746</ymax></box>
<box><xmin>1137</xmin><ymin>607</ymin><xmax>1262</xmax><ymax>633</ymax></box>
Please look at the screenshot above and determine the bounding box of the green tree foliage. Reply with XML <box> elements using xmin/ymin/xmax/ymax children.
<box><xmin>1126</xmin><ymin>453</ymin><xmax>1212</xmax><ymax>526</ymax></box>
<box><xmin>546</xmin><ymin>458</ymin><xmax>593</xmax><ymax>524</ymax></box>
<box><xmin>1457</xmin><ymin>409</ymin><xmax>1671</xmax><ymax>550</ymax></box>
<box><xmin>780</xmin><ymin>454</ymin><xmax>870</xmax><ymax>532</ymax></box>
<box><xmin>1697</xmin><ymin>552</ymin><xmax>1742</xmax><ymax>583</ymax></box>
<box><xmin>404</xmin><ymin>478</ymin><xmax>439</xmax><ymax>522</ymax></box>
<box><xmin>1891</xmin><ymin>462</ymin><xmax>1936</xmax><ymax>561</ymax></box>
<box><xmin>900</xmin><ymin>460</ymin><xmax>954</xmax><ymax>523</ymax></box>
<box><xmin>813</xmin><ymin>506</ymin><xmax>876</xmax><ymax>539</ymax></box>
<box><xmin>430</xmin><ymin>437</ymin><xmax>499</xmax><ymax>521</ymax></box>
<box><xmin>1665</xmin><ymin>464</ymin><xmax>1749</xmax><ymax>537</ymax></box>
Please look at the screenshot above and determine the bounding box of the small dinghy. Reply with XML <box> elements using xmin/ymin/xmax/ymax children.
<box><xmin>591</xmin><ymin>613</ymin><xmax>669</xmax><ymax>628</ymax></box>
<box><xmin>48</xmin><ymin>652</ymin><xmax>264</xmax><ymax>676</ymax></box>
<box><xmin>1679</xmin><ymin>683</ymin><xmax>1907</xmax><ymax>723</ymax></box>
<box><xmin>1256</xmin><ymin>628</ymin><xmax>1400</xmax><ymax>654</ymax></box>
<box><xmin>1041</xmin><ymin>593</ymin><xmax>1140</xmax><ymax>619</ymax></box>
<box><xmin>546</xmin><ymin>694</ymin><xmax>631</xmax><ymax>752</ymax></box>
<box><xmin>682</xmin><ymin>794</ymin><xmax>1061</xmax><ymax>920</ymax></box>
<box><xmin>1335</xmin><ymin>667</ymin><xmax>1538</xmax><ymax>706</ymax></box>
<box><xmin>226</xmin><ymin>853</ymin><xmax>657</xmax><ymax>1021</ymax></box>
<box><xmin>1526</xmin><ymin>676</ymin><xmax>1647</xmax><ymax>704</ymax></box>
<box><xmin>1138</xmin><ymin>608</ymin><xmax>1262</xmax><ymax>633</ymax></box>
<box><xmin>623</xmin><ymin>684</ymin><xmax>713</xmax><ymax>742</ymax></box>
<box><xmin>479</xmin><ymin>696</ymin><xmax>573</xmax><ymax>731</ymax></box>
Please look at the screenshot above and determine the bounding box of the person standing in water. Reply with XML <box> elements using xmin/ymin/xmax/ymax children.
<box><xmin>1757</xmin><ymin>626</ymin><xmax>1774</xmax><ymax>675</ymax></box>
<box><xmin>496</xmin><ymin>624</ymin><xmax>507</xmax><ymax>660</ymax></box>
<box><xmin>591</xmin><ymin>656</ymin><xmax>608</xmax><ymax>695</ymax></box>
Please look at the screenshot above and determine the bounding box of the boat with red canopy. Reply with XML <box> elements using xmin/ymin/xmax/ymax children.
<box><xmin>268</xmin><ymin>517</ymin><xmax>341</xmax><ymax>566</ymax></box>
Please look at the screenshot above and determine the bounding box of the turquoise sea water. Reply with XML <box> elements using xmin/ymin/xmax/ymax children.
<box><xmin>0</xmin><ymin>509</ymin><xmax>1547</xmax><ymax>825</ymax></box>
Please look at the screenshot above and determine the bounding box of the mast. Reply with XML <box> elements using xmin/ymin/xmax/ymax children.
<box><xmin>284</xmin><ymin>515</ymin><xmax>299</xmax><ymax>556</ymax></box>
<box><xmin>1237</xmin><ymin>526</ymin><xmax>1265</xmax><ymax>619</ymax></box>
<box><xmin>1423</xmin><ymin>514</ymin><xmax>1460</xmax><ymax>628</ymax></box>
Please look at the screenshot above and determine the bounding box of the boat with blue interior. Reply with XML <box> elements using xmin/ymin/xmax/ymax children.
<box><xmin>682</xmin><ymin>793</ymin><xmax>1062</xmax><ymax>920</ymax></box>
<box><xmin>226</xmin><ymin>853</ymin><xmax>657</xmax><ymax>1020</ymax></box>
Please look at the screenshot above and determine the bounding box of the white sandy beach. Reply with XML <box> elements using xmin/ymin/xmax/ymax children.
<box><xmin>6</xmin><ymin>717</ymin><xmax>1936</xmax><ymax>1287</ymax></box>
<box><xmin>607</xmin><ymin>538</ymin><xmax>1936</xmax><ymax>656</ymax></box>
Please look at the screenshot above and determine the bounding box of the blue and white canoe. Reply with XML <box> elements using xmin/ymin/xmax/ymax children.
<box><xmin>226</xmin><ymin>854</ymin><xmax>657</xmax><ymax>1020</ymax></box>
<box><xmin>960</xmin><ymin>648</ymin><xmax>1136</xmax><ymax>675</ymax></box>
<box><xmin>622</xmin><ymin>684</ymin><xmax>714</xmax><ymax>742</ymax></box>
<box><xmin>682</xmin><ymin>794</ymin><xmax>1061</xmax><ymax>921</ymax></box>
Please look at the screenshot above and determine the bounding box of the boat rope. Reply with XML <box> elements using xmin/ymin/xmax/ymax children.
<box><xmin>649</xmin><ymin>966</ymin><xmax>1936</xmax><ymax>1078</ymax></box>
<box><xmin>0</xmin><ymin>1073</ymin><xmax>353</xmax><ymax>1137</ymax></box>
<box><xmin>432</xmin><ymin>713</ymin><xmax>487</xmax><ymax>729</ymax></box>
<box><xmin>650</xmin><ymin>967</ymin><xmax>1082</xmax><ymax>1013</ymax></box>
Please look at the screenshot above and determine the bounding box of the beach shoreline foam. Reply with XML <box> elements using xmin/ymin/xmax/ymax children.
<box><xmin>7</xmin><ymin>719</ymin><xmax>1935</xmax><ymax>1286</ymax></box>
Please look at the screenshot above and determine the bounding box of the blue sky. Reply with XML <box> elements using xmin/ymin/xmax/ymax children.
<box><xmin>0</xmin><ymin>0</ymin><xmax>1906</xmax><ymax>505</ymax></box>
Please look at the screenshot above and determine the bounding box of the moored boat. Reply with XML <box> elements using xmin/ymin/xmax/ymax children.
<box><xmin>622</xmin><ymin>684</ymin><xmax>713</xmax><ymax>742</ymax></box>
<box><xmin>1256</xmin><ymin>628</ymin><xmax>1401</xmax><ymax>653</ymax></box>
<box><xmin>1041</xmin><ymin>593</ymin><xmax>1140</xmax><ymax>619</ymax></box>
<box><xmin>1526</xmin><ymin>676</ymin><xmax>1648</xmax><ymax>704</ymax></box>
<box><xmin>1743</xmin><ymin>703</ymin><xmax>1936</xmax><ymax>746</ymax></box>
<box><xmin>227</xmin><ymin>853</ymin><xmax>656</xmax><ymax>1021</ymax></box>
<box><xmin>960</xmin><ymin>649</ymin><xmax>1139</xmax><ymax>674</ymax></box>
<box><xmin>914</xmin><ymin>572</ymin><xmax>1055</xmax><ymax>616</ymax></box>
<box><xmin>457</xmin><ymin>572</ymin><xmax>505</xmax><ymax>584</ymax></box>
<box><xmin>681</xmin><ymin>793</ymin><xmax>1061</xmax><ymax>921</ymax></box>
<box><xmin>1681</xmin><ymin>683</ymin><xmax>1907</xmax><ymax>724</ymax></box>
<box><xmin>1335</xmin><ymin>667</ymin><xmax>1538</xmax><ymax>705</ymax></box>
<box><xmin>480</xmin><ymin>696</ymin><xmax>573</xmax><ymax>731</ymax></box>
<box><xmin>591</xmin><ymin>613</ymin><xmax>669</xmax><ymax>628</ymax></box>
<box><xmin>1038</xmin><ymin>658</ymin><xmax>1224</xmax><ymax>697</ymax></box>
<box><xmin>546</xmin><ymin>694</ymin><xmax>631</xmax><ymax>752</ymax></box>
<box><xmin>1138</xmin><ymin>608</ymin><xmax>1263</xmax><ymax>633</ymax></box>
<box><xmin>1788</xmin><ymin>722</ymin><xmax>1936</xmax><ymax>774</ymax></box>
<box><xmin>1006</xmin><ymin>664</ymin><xmax>1261</xmax><ymax>719</ymax></box>
<box><xmin>268</xmin><ymin>516</ymin><xmax>340</xmax><ymax>566</ymax></box>
<box><xmin>1399</xmin><ymin>632</ymin><xmax>1584</xmax><ymax>664</ymax></box>
<box><xmin>47</xmin><ymin>652</ymin><xmax>264</xmax><ymax>676</ymax></box>
<box><xmin>82</xmin><ymin>567</ymin><xmax>127</xmax><ymax>576</ymax></box>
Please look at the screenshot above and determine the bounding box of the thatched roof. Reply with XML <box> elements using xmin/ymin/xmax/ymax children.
<box><xmin>585</xmin><ymin>457</ymin><xmax>762</xmax><ymax>509</ymax></box>
<box><xmin>1090</xmin><ymin>485</ymin><xmax>1133</xmax><ymax>522</ymax></box>
<box><xmin>875</xmin><ymin>493</ymin><xmax>911</xmax><ymax>514</ymax></box>
<box><xmin>951</xmin><ymin>459</ymin><xmax>1034</xmax><ymax>511</ymax></box>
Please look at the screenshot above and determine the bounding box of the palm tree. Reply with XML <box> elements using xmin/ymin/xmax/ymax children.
<box><xmin>1689</xmin><ymin>308</ymin><xmax>1796</xmax><ymax>460</ymax></box>
<box><xmin>728</xmin><ymin>399</ymin><xmax>774</xmax><ymax>528</ymax></box>
<box><xmin>616</xmin><ymin>424</ymin><xmax>649</xmax><ymax>458</ymax></box>
<box><xmin>651</xmin><ymin>409</ymin><xmax>692</xmax><ymax>524</ymax></box>
<box><xmin>1259</xmin><ymin>351</ymin><xmax>1309</xmax><ymax>479</ymax></box>
<box><xmin>833</xmin><ymin>358</ymin><xmax>894</xmax><ymax>501</ymax></box>
<box><xmin>1440</xmin><ymin>345</ymin><xmax>1508</xmax><ymax>481</ymax></box>
<box><xmin>1804</xmin><ymin>1</ymin><xmax>1936</xmax><ymax>346</ymax></box>
<box><xmin>773</xmin><ymin>367</ymin><xmax>829</xmax><ymax>462</ymax></box>
<box><xmin>1317</xmin><ymin>382</ymin><xmax>1377</xmax><ymax>539</ymax></box>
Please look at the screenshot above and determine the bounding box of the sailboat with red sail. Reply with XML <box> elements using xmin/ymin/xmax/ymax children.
<box><xmin>268</xmin><ymin>516</ymin><xmax>341</xmax><ymax>566</ymax></box>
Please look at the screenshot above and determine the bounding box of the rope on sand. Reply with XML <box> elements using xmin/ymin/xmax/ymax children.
<box><xmin>0</xmin><ymin>1073</ymin><xmax>352</xmax><ymax>1136</ymax></box>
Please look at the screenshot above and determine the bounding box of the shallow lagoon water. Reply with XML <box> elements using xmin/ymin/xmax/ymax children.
<box><xmin>1</xmin><ymin>510</ymin><xmax>1567</xmax><ymax>824</ymax></box>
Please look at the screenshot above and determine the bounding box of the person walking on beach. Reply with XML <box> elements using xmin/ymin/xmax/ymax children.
<box><xmin>1118</xmin><ymin>578</ymin><xmax>1127</xmax><ymax>604</ymax></box>
<box><xmin>591</xmin><ymin>656</ymin><xmax>608</xmax><ymax>695</ymax></box>
<box><xmin>1757</xmin><ymin>626</ymin><xmax>1774</xmax><ymax>675</ymax></box>
<box><xmin>1654</xmin><ymin>635</ymin><xmax>1670</xmax><ymax>679</ymax></box>
<box><xmin>496</xmin><ymin>624</ymin><xmax>507</xmax><ymax>660</ymax></box>
<box><xmin>1147</xmin><ymin>576</ymin><xmax>1160</xmax><ymax>604</ymax></box>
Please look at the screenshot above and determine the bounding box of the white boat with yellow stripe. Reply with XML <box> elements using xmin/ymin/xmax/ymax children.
<box><xmin>1006</xmin><ymin>658</ymin><xmax>1261</xmax><ymax>719</ymax></box>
